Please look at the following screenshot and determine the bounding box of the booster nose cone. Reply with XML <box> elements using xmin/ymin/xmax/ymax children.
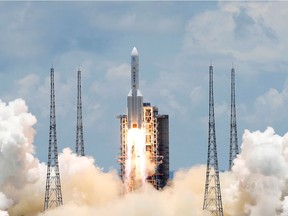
<box><xmin>131</xmin><ymin>47</ymin><xmax>138</xmax><ymax>56</ymax></box>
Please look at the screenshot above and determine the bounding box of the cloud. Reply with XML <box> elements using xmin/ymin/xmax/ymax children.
<box><xmin>160</xmin><ymin>89</ymin><xmax>186</xmax><ymax>115</ymax></box>
<box><xmin>0</xmin><ymin>98</ymin><xmax>42</xmax><ymax>215</ymax></box>
<box><xmin>184</xmin><ymin>9</ymin><xmax>234</xmax><ymax>53</ymax></box>
<box><xmin>0</xmin><ymin>193</ymin><xmax>13</xmax><ymax>212</ymax></box>
<box><xmin>256</xmin><ymin>88</ymin><xmax>284</xmax><ymax>110</ymax></box>
<box><xmin>224</xmin><ymin>127</ymin><xmax>288</xmax><ymax>216</ymax></box>
<box><xmin>0</xmin><ymin>99</ymin><xmax>39</xmax><ymax>188</ymax></box>
<box><xmin>0</xmin><ymin>2</ymin><xmax>46</xmax><ymax>63</ymax></box>
<box><xmin>183</xmin><ymin>2</ymin><xmax>288</xmax><ymax>71</ymax></box>
<box><xmin>105</xmin><ymin>63</ymin><xmax>130</xmax><ymax>81</ymax></box>
<box><xmin>14</xmin><ymin>71</ymin><xmax>74</xmax><ymax>119</ymax></box>
<box><xmin>86</xmin><ymin>4</ymin><xmax>182</xmax><ymax>33</ymax></box>
<box><xmin>37</xmin><ymin>166</ymin><xmax>206</xmax><ymax>216</ymax></box>
<box><xmin>215</xmin><ymin>102</ymin><xmax>229</xmax><ymax>118</ymax></box>
<box><xmin>189</xmin><ymin>86</ymin><xmax>204</xmax><ymax>105</ymax></box>
<box><xmin>1</xmin><ymin>1</ymin><xmax>288</xmax><ymax>187</ymax></box>
<box><xmin>242</xmin><ymin>82</ymin><xmax>288</xmax><ymax>128</ymax></box>
<box><xmin>4</xmin><ymin>98</ymin><xmax>288</xmax><ymax>216</ymax></box>
<box><xmin>17</xmin><ymin>74</ymin><xmax>40</xmax><ymax>91</ymax></box>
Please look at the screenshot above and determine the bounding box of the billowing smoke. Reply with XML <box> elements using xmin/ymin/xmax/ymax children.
<box><xmin>0</xmin><ymin>99</ymin><xmax>42</xmax><ymax>216</ymax></box>
<box><xmin>1</xmin><ymin>99</ymin><xmax>288</xmax><ymax>216</ymax></box>
<box><xmin>223</xmin><ymin>127</ymin><xmax>288</xmax><ymax>216</ymax></box>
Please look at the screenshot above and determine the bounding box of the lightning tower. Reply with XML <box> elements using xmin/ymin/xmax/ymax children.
<box><xmin>203</xmin><ymin>65</ymin><xmax>223</xmax><ymax>216</ymax></box>
<box><xmin>76</xmin><ymin>69</ymin><xmax>85</xmax><ymax>156</ymax></box>
<box><xmin>229</xmin><ymin>66</ymin><xmax>238</xmax><ymax>170</ymax></box>
<box><xmin>44</xmin><ymin>67</ymin><xmax>63</xmax><ymax>210</ymax></box>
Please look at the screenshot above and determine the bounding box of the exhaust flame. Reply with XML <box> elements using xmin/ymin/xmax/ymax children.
<box><xmin>125</xmin><ymin>128</ymin><xmax>146</xmax><ymax>191</ymax></box>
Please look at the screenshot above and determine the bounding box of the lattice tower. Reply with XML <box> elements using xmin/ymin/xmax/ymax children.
<box><xmin>203</xmin><ymin>65</ymin><xmax>224</xmax><ymax>216</ymax></box>
<box><xmin>229</xmin><ymin>67</ymin><xmax>239</xmax><ymax>170</ymax></box>
<box><xmin>44</xmin><ymin>67</ymin><xmax>63</xmax><ymax>210</ymax></box>
<box><xmin>76</xmin><ymin>69</ymin><xmax>85</xmax><ymax>156</ymax></box>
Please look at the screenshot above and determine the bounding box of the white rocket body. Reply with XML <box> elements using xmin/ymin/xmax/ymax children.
<box><xmin>127</xmin><ymin>47</ymin><xmax>143</xmax><ymax>129</ymax></box>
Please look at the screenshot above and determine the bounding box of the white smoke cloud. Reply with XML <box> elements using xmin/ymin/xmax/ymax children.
<box><xmin>0</xmin><ymin>98</ymin><xmax>41</xmax><ymax>215</ymax></box>
<box><xmin>224</xmin><ymin>127</ymin><xmax>288</xmax><ymax>216</ymax></box>
<box><xmin>0</xmin><ymin>211</ymin><xmax>8</xmax><ymax>216</ymax></box>
<box><xmin>2</xmin><ymin>98</ymin><xmax>288</xmax><ymax>216</ymax></box>
<box><xmin>0</xmin><ymin>193</ymin><xmax>12</xmax><ymax>212</ymax></box>
<box><xmin>0</xmin><ymin>98</ymin><xmax>41</xmax><ymax>186</ymax></box>
<box><xmin>37</xmin><ymin>166</ymin><xmax>206</xmax><ymax>216</ymax></box>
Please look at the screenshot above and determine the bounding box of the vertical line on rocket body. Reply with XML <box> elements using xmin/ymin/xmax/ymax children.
<box><xmin>127</xmin><ymin>47</ymin><xmax>143</xmax><ymax>129</ymax></box>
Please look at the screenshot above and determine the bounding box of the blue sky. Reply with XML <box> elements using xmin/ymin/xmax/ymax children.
<box><xmin>1</xmin><ymin>1</ymin><xmax>288</xmax><ymax>172</ymax></box>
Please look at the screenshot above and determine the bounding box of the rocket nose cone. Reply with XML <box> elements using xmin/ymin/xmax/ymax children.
<box><xmin>131</xmin><ymin>47</ymin><xmax>138</xmax><ymax>56</ymax></box>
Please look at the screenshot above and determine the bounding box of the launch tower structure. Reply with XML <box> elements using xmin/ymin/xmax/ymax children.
<box><xmin>44</xmin><ymin>68</ymin><xmax>63</xmax><ymax>210</ymax></box>
<box><xmin>229</xmin><ymin>67</ymin><xmax>239</xmax><ymax>170</ymax></box>
<box><xmin>119</xmin><ymin>47</ymin><xmax>169</xmax><ymax>192</ymax></box>
<box><xmin>155</xmin><ymin>112</ymin><xmax>169</xmax><ymax>189</ymax></box>
<box><xmin>119</xmin><ymin>105</ymin><xmax>169</xmax><ymax>191</ymax></box>
<box><xmin>76</xmin><ymin>69</ymin><xmax>85</xmax><ymax>156</ymax></box>
<box><xmin>203</xmin><ymin>65</ymin><xmax>223</xmax><ymax>216</ymax></box>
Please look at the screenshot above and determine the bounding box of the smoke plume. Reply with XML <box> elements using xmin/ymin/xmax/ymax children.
<box><xmin>0</xmin><ymin>99</ymin><xmax>42</xmax><ymax>215</ymax></box>
<box><xmin>1</xmin><ymin>98</ymin><xmax>288</xmax><ymax>216</ymax></box>
<box><xmin>223</xmin><ymin>127</ymin><xmax>288</xmax><ymax>216</ymax></box>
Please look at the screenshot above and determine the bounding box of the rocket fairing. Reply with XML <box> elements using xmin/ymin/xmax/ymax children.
<box><xmin>127</xmin><ymin>47</ymin><xmax>143</xmax><ymax>129</ymax></box>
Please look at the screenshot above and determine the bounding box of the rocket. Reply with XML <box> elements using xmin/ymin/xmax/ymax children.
<box><xmin>127</xmin><ymin>47</ymin><xmax>143</xmax><ymax>129</ymax></box>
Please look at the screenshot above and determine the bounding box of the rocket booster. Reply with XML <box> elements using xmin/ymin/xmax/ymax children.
<box><xmin>127</xmin><ymin>47</ymin><xmax>143</xmax><ymax>129</ymax></box>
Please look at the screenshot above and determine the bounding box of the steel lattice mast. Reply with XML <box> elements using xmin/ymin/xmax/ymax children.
<box><xmin>44</xmin><ymin>67</ymin><xmax>63</xmax><ymax>210</ymax></box>
<box><xmin>203</xmin><ymin>65</ymin><xmax>223</xmax><ymax>216</ymax></box>
<box><xmin>76</xmin><ymin>69</ymin><xmax>85</xmax><ymax>156</ymax></box>
<box><xmin>229</xmin><ymin>67</ymin><xmax>239</xmax><ymax>170</ymax></box>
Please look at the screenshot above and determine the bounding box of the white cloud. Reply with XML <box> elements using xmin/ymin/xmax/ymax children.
<box><xmin>256</xmin><ymin>88</ymin><xmax>284</xmax><ymax>110</ymax></box>
<box><xmin>189</xmin><ymin>86</ymin><xmax>204</xmax><ymax>105</ymax></box>
<box><xmin>105</xmin><ymin>63</ymin><xmax>130</xmax><ymax>81</ymax></box>
<box><xmin>89</xmin><ymin>62</ymin><xmax>130</xmax><ymax>99</ymax></box>
<box><xmin>14</xmin><ymin>71</ymin><xmax>75</xmax><ymax>119</ymax></box>
<box><xmin>2</xmin><ymin>1</ymin><xmax>288</xmax><ymax>172</ymax></box>
<box><xmin>87</xmin><ymin>6</ymin><xmax>182</xmax><ymax>33</ymax></box>
<box><xmin>183</xmin><ymin>2</ymin><xmax>288</xmax><ymax>72</ymax></box>
<box><xmin>0</xmin><ymin>2</ymin><xmax>45</xmax><ymax>60</ymax></box>
<box><xmin>241</xmin><ymin>82</ymin><xmax>288</xmax><ymax>128</ymax></box>
<box><xmin>215</xmin><ymin>102</ymin><xmax>229</xmax><ymax>118</ymax></box>
<box><xmin>0</xmin><ymin>192</ymin><xmax>13</xmax><ymax>211</ymax></box>
<box><xmin>160</xmin><ymin>89</ymin><xmax>186</xmax><ymax>115</ymax></box>
<box><xmin>16</xmin><ymin>74</ymin><xmax>40</xmax><ymax>97</ymax></box>
<box><xmin>224</xmin><ymin>127</ymin><xmax>288</xmax><ymax>216</ymax></box>
<box><xmin>184</xmin><ymin>9</ymin><xmax>234</xmax><ymax>52</ymax></box>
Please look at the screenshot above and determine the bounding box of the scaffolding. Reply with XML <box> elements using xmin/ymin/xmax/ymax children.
<box><xmin>143</xmin><ymin>105</ymin><xmax>161</xmax><ymax>189</ymax></box>
<box><xmin>118</xmin><ymin>115</ymin><xmax>129</xmax><ymax>189</ymax></box>
<box><xmin>157</xmin><ymin>115</ymin><xmax>169</xmax><ymax>189</ymax></box>
<box><xmin>118</xmin><ymin>104</ymin><xmax>169</xmax><ymax>191</ymax></box>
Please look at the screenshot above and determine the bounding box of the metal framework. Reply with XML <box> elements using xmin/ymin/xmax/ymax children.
<box><xmin>157</xmin><ymin>115</ymin><xmax>169</xmax><ymax>189</ymax></box>
<box><xmin>119</xmin><ymin>115</ymin><xmax>129</xmax><ymax>188</ymax></box>
<box><xmin>229</xmin><ymin>67</ymin><xmax>239</xmax><ymax>170</ymax></box>
<box><xmin>76</xmin><ymin>69</ymin><xmax>85</xmax><ymax>156</ymax></box>
<box><xmin>118</xmin><ymin>104</ymin><xmax>164</xmax><ymax>191</ymax></box>
<box><xmin>203</xmin><ymin>65</ymin><xmax>223</xmax><ymax>216</ymax></box>
<box><xmin>44</xmin><ymin>67</ymin><xmax>63</xmax><ymax>210</ymax></box>
<box><xmin>143</xmin><ymin>105</ymin><xmax>162</xmax><ymax>189</ymax></box>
